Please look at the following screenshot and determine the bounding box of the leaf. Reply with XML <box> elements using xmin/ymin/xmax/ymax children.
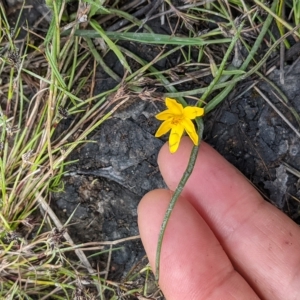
<box><xmin>89</xmin><ymin>19</ymin><xmax>132</xmax><ymax>73</ymax></box>
<box><xmin>70</xmin><ymin>30</ymin><xmax>232</xmax><ymax>46</ymax></box>
<box><xmin>83</xmin><ymin>0</ymin><xmax>110</xmax><ymax>17</ymax></box>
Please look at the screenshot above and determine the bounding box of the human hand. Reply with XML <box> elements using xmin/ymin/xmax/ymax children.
<box><xmin>138</xmin><ymin>138</ymin><xmax>300</xmax><ymax>299</ymax></box>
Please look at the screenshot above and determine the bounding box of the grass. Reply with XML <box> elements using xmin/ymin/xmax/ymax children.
<box><xmin>0</xmin><ymin>0</ymin><xmax>300</xmax><ymax>298</ymax></box>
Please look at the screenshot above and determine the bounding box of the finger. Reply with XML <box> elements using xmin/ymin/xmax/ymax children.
<box><xmin>158</xmin><ymin>138</ymin><xmax>300</xmax><ymax>300</ymax></box>
<box><xmin>138</xmin><ymin>189</ymin><xmax>259</xmax><ymax>300</ymax></box>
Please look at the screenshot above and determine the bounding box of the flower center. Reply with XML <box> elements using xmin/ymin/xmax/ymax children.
<box><xmin>171</xmin><ymin>115</ymin><xmax>183</xmax><ymax>125</ymax></box>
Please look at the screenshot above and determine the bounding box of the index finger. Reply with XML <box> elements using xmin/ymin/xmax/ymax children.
<box><xmin>158</xmin><ymin>138</ymin><xmax>300</xmax><ymax>300</ymax></box>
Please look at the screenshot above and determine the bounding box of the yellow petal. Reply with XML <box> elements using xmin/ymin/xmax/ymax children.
<box><xmin>181</xmin><ymin>118</ymin><xmax>198</xmax><ymax>145</ymax></box>
<box><xmin>155</xmin><ymin>119</ymin><xmax>172</xmax><ymax>137</ymax></box>
<box><xmin>165</xmin><ymin>98</ymin><xmax>184</xmax><ymax>115</ymax></box>
<box><xmin>156</xmin><ymin>110</ymin><xmax>174</xmax><ymax>121</ymax></box>
<box><xmin>183</xmin><ymin>106</ymin><xmax>204</xmax><ymax>119</ymax></box>
<box><xmin>169</xmin><ymin>125</ymin><xmax>184</xmax><ymax>153</ymax></box>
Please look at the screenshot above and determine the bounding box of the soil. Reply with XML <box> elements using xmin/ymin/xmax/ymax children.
<box><xmin>4</xmin><ymin>0</ymin><xmax>300</xmax><ymax>298</ymax></box>
<box><xmin>205</xmin><ymin>65</ymin><xmax>300</xmax><ymax>215</ymax></box>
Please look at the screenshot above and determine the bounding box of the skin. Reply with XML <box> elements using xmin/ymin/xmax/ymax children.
<box><xmin>138</xmin><ymin>138</ymin><xmax>300</xmax><ymax>300</ymax></box>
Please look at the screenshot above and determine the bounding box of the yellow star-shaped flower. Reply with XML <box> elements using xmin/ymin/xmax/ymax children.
<box><xmin>155</xmin><ymin>98</ymin><xmax>205</xmax><ymax>153</ymax></box>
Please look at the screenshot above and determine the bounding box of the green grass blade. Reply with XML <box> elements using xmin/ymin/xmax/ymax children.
<box><xmin>89</xmin><ymin>19</ymin><xmax>132</xmax><ymax>73</ymax></box>
<box><xmin>70</xmin><ymin>30</ymin><xmax>232</xmax><ymax>46</ymax></box>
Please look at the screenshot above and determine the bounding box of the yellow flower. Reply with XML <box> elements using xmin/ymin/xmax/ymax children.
<box><xmin>155</xmin><ymin>98</ymin><xmax>204</xmax><ymax>153</ymax></box>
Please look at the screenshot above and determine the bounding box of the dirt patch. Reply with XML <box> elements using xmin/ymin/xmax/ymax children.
<box><xmin>206</xmin><ymin>63</ymin><xmax>300</xmax><ymax>217</ymax></box>
<box><xmin>53</xmin><ymin>108</ymin><xmax>166</xmax><ymax>277</ymax></box>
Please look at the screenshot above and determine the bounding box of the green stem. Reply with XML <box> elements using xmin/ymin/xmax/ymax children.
<box><xmin>155</xmin><ymin>118</ymin><xmax>204</xmax><ymax>281</ymax></box>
